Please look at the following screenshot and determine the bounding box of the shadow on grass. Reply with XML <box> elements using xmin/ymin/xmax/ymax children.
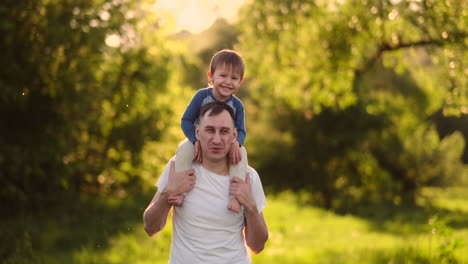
<box><xmin>0</xmin><ymin>191</ymin><xmax>153</xmax><ymax>263</ymax></box>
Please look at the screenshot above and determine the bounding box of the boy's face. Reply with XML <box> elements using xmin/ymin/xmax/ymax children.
<box><xmin>208</xmin><ymin>63</ymin><xmax>243</xmax><ymax>101</ymax></box>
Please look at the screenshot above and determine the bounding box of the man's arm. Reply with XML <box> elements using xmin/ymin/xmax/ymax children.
<box><xmin>230</xmin><ymin>174</ymin><xmax>269</xmax><ymax>253</ymax></box>
<box><xmin>143</xmin><ymin>190</ymin><xmax>172</xmax><ymax>236</ymax></box>
<box><xmin>244</xmin><ymin>208</ymin><xmax>268</xmax><ymax>254</ymax></box>
<box><xmin>143</xmin><ymin>161</ymin><xmax>196</xmax><ymax>236</ymax></box>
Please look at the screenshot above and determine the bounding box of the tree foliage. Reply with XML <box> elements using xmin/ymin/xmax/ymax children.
<box><xmin>1</xmin><ymin>0</ymin><xmax>466</xmax><ymax>213</ymax></box>
<box><xmin>0</xmin><ymin>0</ymin><xmax>187</xmax><ymax>205</ymax></box>
<box><xmin>171</xmin><ymin>18</ymin><xmax>241</xmax><ymax>91</ymax></box>
<box><xmin>238</xmin><ymin>0</ymin><xmax>467</xmax><ymax>209</ymax></box>
<box><xmin>239</xmin><ymin>0</ymin><xmax>466</xmax><ymax>114</ymax></box>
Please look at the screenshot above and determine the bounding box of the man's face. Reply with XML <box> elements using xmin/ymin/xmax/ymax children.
<box><xmin>196</xmin><ymin>110</ymin><xmax>237</xmax><ymax>163</ymax></box>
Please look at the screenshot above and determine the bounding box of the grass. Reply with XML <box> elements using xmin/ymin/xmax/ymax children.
<box><xmin>1</xmin><ymin>188</ymin><xmax>467</xmax><ymax>264</ymax></box>
<box><xmin>252</xmin><ymin>189</ymin><xmax>468</xmax><ymax>263</ymax></box>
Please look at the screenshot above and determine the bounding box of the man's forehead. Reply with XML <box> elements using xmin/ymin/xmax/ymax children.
<box><xmin>200</xmin><ymin>110</ymin><xmax>234</xmax><ymax>128</ymax></box>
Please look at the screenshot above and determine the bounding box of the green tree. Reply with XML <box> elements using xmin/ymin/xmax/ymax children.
<box><xmin>0</xmin><ymin>0</ymin><xmax>187</xmax><ymax>207</ymax></box>
<box><xmin>238</xmin><ymin>0</ymin><xmax>467</xmax><ymax>209</ymax></box>
<box><xmin>170</xmin><ymin>18</ymin><xmax>241</xmax><ymax>91</ymax></box>
<box><xmin>239</xmin><ymin>0</ymin><xmax>466</xmax><ymax>114</ymax></box>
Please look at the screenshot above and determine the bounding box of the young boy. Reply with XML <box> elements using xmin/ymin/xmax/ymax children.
<box><xmin>171</xmin><ymin>49</ymin><xmax>248</xmax><ymax>214</ymax></box>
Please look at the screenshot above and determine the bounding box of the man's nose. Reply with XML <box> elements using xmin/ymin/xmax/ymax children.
<box><xmin>212</xmin><ymin>132</ymin><xmax>221</xmax><ymax>143</ymax></box>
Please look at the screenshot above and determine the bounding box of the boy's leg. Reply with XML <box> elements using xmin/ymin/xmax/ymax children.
<box><xmin>171</xmin><ymin>139</ymin><xmax>195</xmax><ymax>206</ymax></box>
<box><xmin>229</xmin><ymin>146</ymin><xmax>248</xmax><ymax>180</ymax></box>
<box><xmin>228</xmin><ymin>147</ymin><xmax>248</xmax><ymax>213</ymax></box>
<box><xmin>175</xmin><ymin>139</ymin><xmax>195</xmax><ymax>172</ymax></box>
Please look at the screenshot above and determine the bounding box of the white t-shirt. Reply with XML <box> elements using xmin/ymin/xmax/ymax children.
<box><xmin>156</xmin><ymin>159</ymin><xmax>267</xmax><ymax>264</ymax></box>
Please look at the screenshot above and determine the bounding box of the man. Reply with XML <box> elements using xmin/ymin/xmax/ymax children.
<box><xmin>143</xmin><ymin>101</ymin><xmax>269</xmax><ymax>264</ymax></box>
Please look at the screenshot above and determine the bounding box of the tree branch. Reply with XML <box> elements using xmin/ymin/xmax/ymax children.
<box><xmin>355</xmin><ymin>39</ymin><xmax>444</xmax><ymax>76</ymax></box>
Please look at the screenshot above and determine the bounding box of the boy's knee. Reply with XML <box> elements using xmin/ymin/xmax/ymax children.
<box><xmin>240</xmin><ymin>146</ymin><xmax>248</xmax><ymax>163</ymax></box>
<box><xmin>240</xmin><ymin>146</ymin><xmax>247</xmax><ymax>157</ymax></box>
<box><xmin>177</xmin><ymin>140</ymin><xmax>195</xmax><ymax>153</ymax></box>
<box><xmin>175</xmin><ymin>140</ymin><xmax>195</xmax><ymax>172</ymax></box>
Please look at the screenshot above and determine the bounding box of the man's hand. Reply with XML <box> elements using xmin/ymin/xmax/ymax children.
<box><xmin>229</xmin><ymin>173</ymin><xmax>257</xmax><ymax>213</ymax></box>
<box><xmin>164</xmin><ymin>161</ymin><xmax>196</xmax><ymax>197</ymax></box>
<box><xmin>229</xmin><ymin>141</ymin><xmax>242</xmax><ymax>165</ymax></box>
<box><xmin>194</xmin><ymin>140</ymin><xmax>203</xmax><ymax>164</ymax></box>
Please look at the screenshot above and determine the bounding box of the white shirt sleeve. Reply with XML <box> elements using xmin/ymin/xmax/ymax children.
<box><xmin>155</xmin><ymin>157</ymin><xmax>175</xmax><ymax>191</ymax></box>
<box><xmin>247</xmin><ymin>166</ymin><xmax>267</xmax><ymax>213</ymax></box>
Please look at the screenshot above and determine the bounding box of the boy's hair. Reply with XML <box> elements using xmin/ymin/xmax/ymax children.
<box><xmin>209</xmin><ymin>49</ymin><xmax>245</xmax><ymax>82</ymax></box>
<box><xmin>200</xmin><ymin>101</ymin><xmax>235</xmax><ymax>124</ymax></box>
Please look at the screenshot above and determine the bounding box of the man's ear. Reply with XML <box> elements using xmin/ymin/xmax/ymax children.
<box><xmin>232</xmin><ymin>128</ymin><xmax>238</xmax><ymax>144</ymax></box>
<box><xmin>195</xmin><ymin>125</ymin><xmax>200</xmax><ymax>140</ymax></box>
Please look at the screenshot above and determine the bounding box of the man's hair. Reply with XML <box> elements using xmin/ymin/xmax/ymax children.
<box><xmin>199</xmin><ymin>101</ymin><xmax>235</xmax><ymax>124</ymax></box>
<box><xmin>209</xmin><ymin>49</ymin><xmax>245</xmax><ymax>80</ymax></box>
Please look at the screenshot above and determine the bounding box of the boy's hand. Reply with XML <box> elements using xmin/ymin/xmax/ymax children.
<box><xmin>194</xmin><ymin>140</ymin><xmax>203</xmax><ymax>164</ymax></box>
<box><xmin>229</xmin><ymin>141</ymin><xmax>242</xmax><ymax>165</ymax></box>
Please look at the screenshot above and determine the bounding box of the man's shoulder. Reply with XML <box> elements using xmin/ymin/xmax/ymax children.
<box><xmin>246</xmin><ymin>166</ymin><xmax>260</xmax><ymax>180</ymax></box>
<box><xmin>192</xmin><ymin>162</ymin><xmax>201</xmax><ymax>171</ymax></box>
<box><xmin>246</xmin><ymin>165</ymin><xmax>257</xmax><ymax>173</ymax></box>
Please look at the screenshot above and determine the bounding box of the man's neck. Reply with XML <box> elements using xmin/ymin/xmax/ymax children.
<box><xmin>202</xmin><ymin>159</ymin><xmax>229</xmax><ymax>176</ymax></box>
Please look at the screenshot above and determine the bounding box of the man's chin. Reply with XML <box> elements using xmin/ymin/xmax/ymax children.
<box><xmin>206</xmin><ymin>151</ymin><xmax>227</xmax><ymax>161</ymax></box>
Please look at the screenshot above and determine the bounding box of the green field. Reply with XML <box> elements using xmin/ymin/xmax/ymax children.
<box><xmin>2</xmin><ymin>188</ymin><xmax>467</xmax><ymax>264</ymax></box>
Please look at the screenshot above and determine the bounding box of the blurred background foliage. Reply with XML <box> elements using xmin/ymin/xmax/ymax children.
<box><xmin>0</xmin><ymin>0</ymin><xmax>192</xmax><ymax>210</ymax></box>
<box><xmin>0</xmin><ymin>0</ymin><xmax>467</xmax><ymax>213</ymax></box>
<box><xmin>1</xmin><ymin>0</ymin><xmax>468</xmax><ymax>263</ymax></box>
<box><xmin>238</xmin><ymin>0</ymin><xmax>468</xmax><ymax>210</ymax></box>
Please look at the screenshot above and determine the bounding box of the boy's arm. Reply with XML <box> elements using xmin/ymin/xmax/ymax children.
<box><xmin>181</xmin><ymin>91</ymin><xmax>205</xmax><ymax>143</ymax></box>
<box><xmin>229</xmin><ymin>100</ymin><xmax>246</xmax><ymax>164</ymax></box>
<box><xmin>229</xmin><ymin>140</ymin><xmax>242</xmax><ymax>165</ymax></box>
<box><xmin>234</xmin><ymin>101</ymin><xmax>246</xmax><ymax>146</ymax></box>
